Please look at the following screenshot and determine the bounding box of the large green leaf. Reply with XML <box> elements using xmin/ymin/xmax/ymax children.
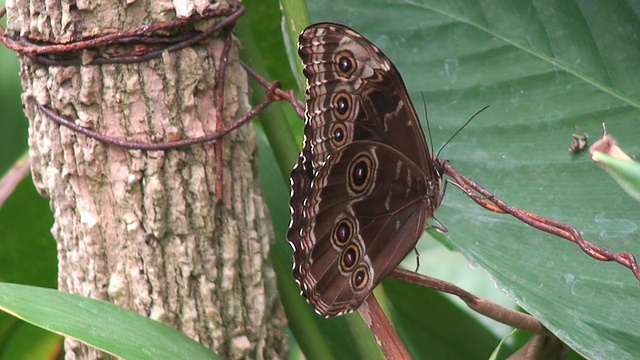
<box><xmin>0</xmin><ymin>283</ymin><xmax>216</xmax><ymax>359</ymax></box>
<box><xmin>303</xmin><ymin>1</ymin><xmax>640</xmax><ymax>359</ymax></box>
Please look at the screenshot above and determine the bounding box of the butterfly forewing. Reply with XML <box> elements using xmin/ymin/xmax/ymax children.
<box><xmin>297</xmin><ymin>23</ymin><xmax>436</xmax><ymax>176</ymax></box>
<box><xmin>289</xmin><ymin>23</ymin><xmax>443</xmax><ymax>317</ymax></box>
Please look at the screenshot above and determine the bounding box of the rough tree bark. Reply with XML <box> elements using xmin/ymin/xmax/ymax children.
<box><xmin>6</xmin><ymin>0</ymin><xmax>286</xmax><ymax>358</ymax></box>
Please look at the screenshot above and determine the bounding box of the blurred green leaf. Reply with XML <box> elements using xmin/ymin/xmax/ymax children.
<box><xmin>0</xmin><ymin>169</ymin><xmax>56</xmax><ymax>287</ymax></box>
<box><xmin>0</xmin><ymin>159</ymin><xmax>59</xmax><ymax>357</ymax></box>
<box><xmin>1</xmin><ymin>0</ymin><xmax>59</xmax><ymax>355</ymax></box>
<box><xmin>0</xmin><ymin>0</ymin><xmax>28</xmax><ymax>175</ymax></box>
<box><xmin>591</xmin><ymin>152</ymin><xmax>640</xmax><ymax>203</ymax></box>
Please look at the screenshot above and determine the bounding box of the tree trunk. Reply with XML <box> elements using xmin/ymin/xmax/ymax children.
<box><xmin>6</xmin><ymin>1</ymin><xmax>286</xmax><ymax>358</ymax></box>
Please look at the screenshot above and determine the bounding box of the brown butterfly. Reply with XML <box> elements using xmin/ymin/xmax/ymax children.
<box><xmin>288</xmin><ymin>23</ymin><xmax>443</xmax><ymax>317</ymax></box>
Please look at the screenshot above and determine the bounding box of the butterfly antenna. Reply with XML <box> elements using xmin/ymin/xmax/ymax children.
<box><xmin>420</xmin><ymin>92</ymin><xmax>435</xmax><ymax>153</ymax></box>
<box><xmin>435</xmin><ymin>105</ymin><xmax>490</xmax><ymax>160</ymax></box>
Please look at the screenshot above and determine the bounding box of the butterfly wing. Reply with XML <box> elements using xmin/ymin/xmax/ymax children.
<box><xmin>292</xmin><ymin>141</ymin><xmax>432</xmax><ymax>317</ymax></box>
<box><xmin>297</xmin><ymin>22</ymin><xmax>436</xmax><ymax>176</ymax></box>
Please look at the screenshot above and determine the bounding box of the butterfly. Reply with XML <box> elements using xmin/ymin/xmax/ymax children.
<box><xmin>287</xmin><ymin>23</ymin><xmax>444</xmax><ymax>317</ymax></box>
